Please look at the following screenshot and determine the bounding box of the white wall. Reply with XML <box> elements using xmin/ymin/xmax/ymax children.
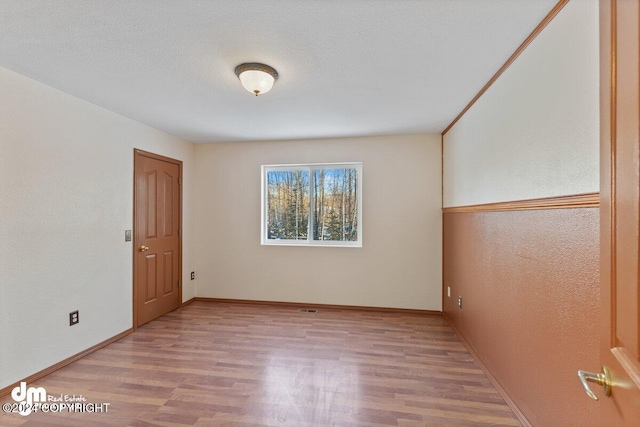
<box><xmin>0</xmin><ymin>66</ymin><xmax>196</xmax><ymax>390</ymax></box>
<box><xmin>443</xmin><ymin>0</ymin><xmax>599</xmax><ymax>207</ymax></box>
<box><xmin>193</xmin><ymin>134</ymin><xmax>442</xmax><ymax>311</ymax></box>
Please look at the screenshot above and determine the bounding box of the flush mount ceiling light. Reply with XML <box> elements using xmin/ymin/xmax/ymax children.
<box><xmin>234</xmin><ymin>63</ymin><xmax>279</xmax><ymax>96</ymax></box>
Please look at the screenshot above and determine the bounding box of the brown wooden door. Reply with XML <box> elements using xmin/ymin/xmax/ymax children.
<box><xmin>134</xmin><ymin>150</ymin><xmax>182</xmax><ymax>327</ymax></box>
<box><xmin>597</xmin><ymin>0</ymin><xmax>640</xmax><ymax>424</ymax></box>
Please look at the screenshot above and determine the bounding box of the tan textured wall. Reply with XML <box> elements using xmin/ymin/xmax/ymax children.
<box><xmin>443</xmin><ymin>208</ymin><xmax>600</xmax><ymax>427</ymax></box>
<box><xmin>193</xmin><ymin>134</ymin><xmax>442</xmax><ymax>310</ymax></box>
<box><xmin>443</xmin><ymin>0</ymin><xmax>599</xmax><ymax>207</ymax></box>
<box><xmin>0</xmin><ymin>65</ymin><xmax>196</xmax><ymax>390</ymax></box>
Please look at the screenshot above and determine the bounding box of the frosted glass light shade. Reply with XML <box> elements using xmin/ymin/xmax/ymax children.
<box><xmin>239</xmin><ymin>70</ymin><xmax>275</xmax><ymax>95</ymax></box>
<box><xmin>235</xmin><ymin>63</ymin><xmax>279</xmax><ymax>96</ymax></box>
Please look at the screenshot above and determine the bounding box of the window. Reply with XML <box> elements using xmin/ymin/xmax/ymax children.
<box><xmin>261</xmin><ymin>163</ymin><xmax>362</xmax><ymax>247</ymax></box>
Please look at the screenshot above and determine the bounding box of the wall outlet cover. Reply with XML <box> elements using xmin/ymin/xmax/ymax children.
<box><xmin>69</xmin><ymin>310</ymin><xmax>79</xmax><ymax>326</ymax></box>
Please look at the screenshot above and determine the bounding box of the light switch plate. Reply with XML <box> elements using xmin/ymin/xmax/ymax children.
<box><xmin>125</xmin><ymin>230</ymin><xmax>132</xmax><ymax>242</ymax></box>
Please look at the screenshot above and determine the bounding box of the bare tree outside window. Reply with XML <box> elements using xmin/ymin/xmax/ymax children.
<box><xmin>262</xmin><ymin>163</ymin><xmax>362</xmax><ymax>247</ymax></box>
<box><xmin>266</xmin><ymin>170</ymin><xmax>309</xmax><ymax>240</ymax></box>
<box><xmin>313</xmin><ymin>168</ymin><xmax>358</xmax><ymax>242</ymax></box>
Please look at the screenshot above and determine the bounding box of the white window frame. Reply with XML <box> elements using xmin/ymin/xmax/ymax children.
<box><xmin>261</xmin><ymin>162</ymin><xmax>363</xmax><ymax>247</ymax></box>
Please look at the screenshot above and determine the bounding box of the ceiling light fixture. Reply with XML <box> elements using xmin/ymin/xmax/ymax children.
<box><xmin>234</xmin><ymin>63</ymin><xmax>279</xmax><ymax>96</ymax></box>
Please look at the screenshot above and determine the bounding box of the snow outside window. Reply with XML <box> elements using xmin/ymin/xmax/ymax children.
<box><xmin>261</xmin><ymin>163</ymin><xmax>362</xmax><ymax>247</ymax></box>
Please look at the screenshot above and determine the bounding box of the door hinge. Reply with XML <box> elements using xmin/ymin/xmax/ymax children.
<box><xmin>178</xmin><ymin>177</ymin><xmax>182</xmax><ymax>185</ymax></box>
<box><xmin>178</xmin><ymin>228</ymin><xmax>181</xmax><ymax>236</ymax></box>
<box><xmin>177</xmin><ymin>279</ymin><xmax>181</xmax><ymax>287</ymax></box>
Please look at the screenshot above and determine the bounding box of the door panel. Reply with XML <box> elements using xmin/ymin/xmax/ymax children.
<box><xmin>146</xmin><ymin>171</ymin><xmax>157</xmax><ymax>238</ymax></box>
<box><xmin>163</xmin><ymin>251</ymin><xmax>174</xmax><ymax>295</ymax></box>
<box><xmin>134</xmin><ymin>150</ymin><xmax>182</xmax><ymax>327</ymax></box>
<box><xmin>144</xmin><ymin>254</ymin><xmax>157</xmax><ymax>302</ymax></box>
<box><xmin>162</xmin><ymin>171</ymin><xmax>174</xmax><ymax>236</ymax></box>
<box><xmin>598</xmin><ymin>0</ymin><xmax>640</xmax><ymax>424</ymax></box>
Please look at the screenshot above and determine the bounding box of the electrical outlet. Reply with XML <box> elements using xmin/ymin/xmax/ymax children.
<box><xmin>447</xmin><ymin>286</ymin><xmax>451</xmax><ymax>297</ymax></box>
<box><xmin>190</xmin><ymin>271</ymin><xmax>195</xmax><ymax>280</ymax></box>
<box><xmin>458</xmin><ymin>296</ymin><xmax>462</xmax><ymax>309</ymax></box>
<box><xmin>69</xmin><ymin>310</ymin><xmax>79</xmax><ymax>326</ymax></box>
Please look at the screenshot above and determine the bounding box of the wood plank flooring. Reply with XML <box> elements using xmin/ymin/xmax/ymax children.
<box><xmin>1</xmin><ymin>302</ymin><xmax>520</xmax><ymax>426</ymax></box>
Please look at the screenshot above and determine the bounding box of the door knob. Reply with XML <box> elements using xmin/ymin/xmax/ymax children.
<box><xmin>577</xmin><ymin>366</ymin><xmax>612</xmax><ymax>400</ymax></box>
<box><xmin>140</xmin><ymin>245</ymin><xmax>149</xmax><ymax>252</ymax></box>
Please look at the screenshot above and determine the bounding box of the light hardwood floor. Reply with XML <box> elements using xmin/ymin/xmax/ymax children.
<box><xmin>1</xmin><ymin>302</ymin><xmax>520</xmax><ymax>426</ymax></box>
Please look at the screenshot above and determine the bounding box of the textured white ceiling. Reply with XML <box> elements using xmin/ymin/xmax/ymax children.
<box><xmin>0</xmin><ymin>0</ymin><xmax>558</xmax><ymax>143</ymax></box>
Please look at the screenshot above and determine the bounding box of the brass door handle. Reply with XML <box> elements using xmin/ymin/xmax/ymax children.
<box><xmin>140</xmin><ymin>245</ymin><xmax>149</xmax><ymax>252</ymax></box>
<box><xmin>577</xmin><ymin>367</ymin><xmax>612</xmax><ymax>400</ymax></box>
